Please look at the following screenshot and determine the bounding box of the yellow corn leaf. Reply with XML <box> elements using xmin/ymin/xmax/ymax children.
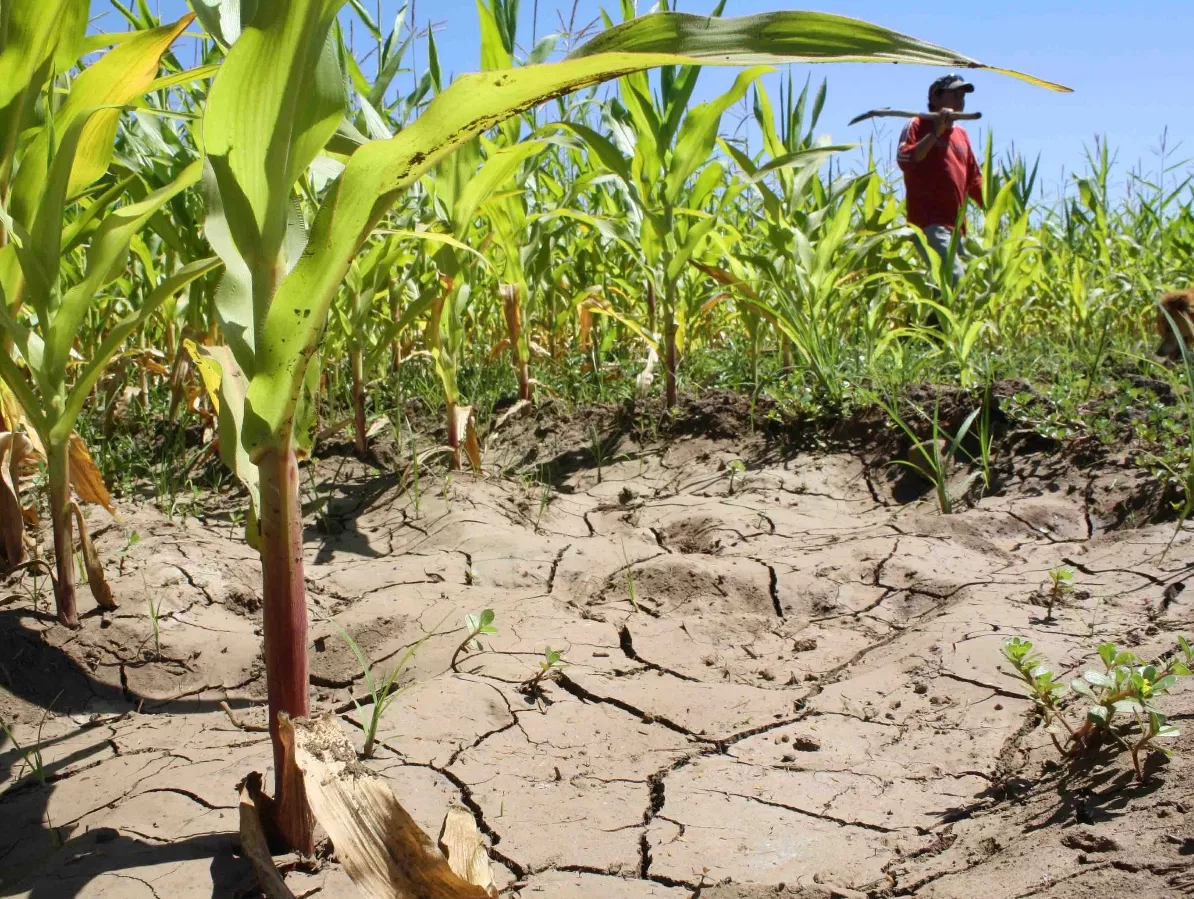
<box><xmin>69</xmin><ymin>432</ymin><xmax>116</xmax><ymax>517</ymax></box>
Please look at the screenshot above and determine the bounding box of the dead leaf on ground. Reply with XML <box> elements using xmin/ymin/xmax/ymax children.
<box><xmin>286</xmin><ymin>713</ymin><xmax>492</xmax><ymax>899</ymax></box>
<box><xmin>238</xmin><ymin>772</ymin><xmax>297</xmax><ymax>899</ymax></box>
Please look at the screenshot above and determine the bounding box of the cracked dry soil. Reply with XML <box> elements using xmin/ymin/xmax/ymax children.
<box><xmin>2</xmin><ymin>396</ymin><xmax>1194</xmax><ymax>898</ymax></box>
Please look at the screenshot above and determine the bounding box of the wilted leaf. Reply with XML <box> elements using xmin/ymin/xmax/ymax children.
<box><xmin>438</xmin><ymin>805</ymin><xmax>496</xmax><ymax>896</ymax></box>
<box><xmin>286</xmin><ymin>713</ymin><xmax>491</xmax><ymax>899</ymax></box>
<box><xmin>237</xmin><ymin>772</ymin><xmax>298</xmax><ymax>899</ymax></box>
<box><xmin>70</xmin><ymin>501</ymin><xmax>116</xmax><ymax>611</ymax></box>
<box><xmin>0</xmin><ymin>432</ymin><xmax>37</xmax><ymax>567</ymax></box>
<box><xmin>68</xmin><ymin>432</ymin><xmax>116</xmax><ymax>517</ymax></box>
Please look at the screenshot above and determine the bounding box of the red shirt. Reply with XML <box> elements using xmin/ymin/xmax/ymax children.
<box><xmin>897</xmin><ymin>118</ymin><xmax>983</xmax><ymax>230</ymax></box>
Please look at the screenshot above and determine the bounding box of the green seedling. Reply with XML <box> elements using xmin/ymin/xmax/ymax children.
<box><xmin>337</xmin><ymin>622</ymin><xmax>438</xmax><ymax>759</ymax></box>
<box><xmin>408</xmin><ymin>441</ymin><xmax>423</xmax><ymax>520</ymax></box>
<box><xmin>1041</xmin><ymin>566</ymin><xmax>1074</xmax><ymax>620</ymax></box>
<box><xmin>116</xmin><ymin>531</ymin><xmax>142</xmax><ymax>576</ymax></box>
<box><xmin>1003</xmin><ymin>635</ymin><xmax>1193</xmax><ymax>779</ymax></box>
<box><xmin>727</xmin><ymin>459</ymin><xmax>747</xmax><ymax>495</ymax></box>
<box><xmin>522</xmin><ymin>646</ymin><xmax>566</xmax><ymax>695</ymax></box>
<box><xmin>976</xmin><ymin>384</ymin><xmax>995</xmax><ymax>493</ymax></box>
<box><xmin>588</xmin><ymin>424</ymin><xmax>608</xmax><ymax>484</ymax></box>
<box><xmin>440</xmin><ymin>469</ymin><xmax>454</xmax><ymax>513</ymax></box>
<box><xmin>451</xmin><ymin>609</ymin><xmax>498</xmax><ymax>672</ymax></box>
<box><xmin>0</xmin><ymin>690</ymin><xmax>62</xmax><ymax>787</ymax></box>
<box><xmin>621</xmin><ymin>540</ymin><xmax>640</xmax><ymax>613</ymax></box>
<box><xmin>145</xmin><ymin>571</ymin><xmax>162</xmax><ymax>661</ymax></box>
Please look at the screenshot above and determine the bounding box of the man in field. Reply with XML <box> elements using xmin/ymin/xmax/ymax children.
<box><xmin>897</xmin><ymin>74</ymin><xmax>985</xmax><ymax>286</ymax></box>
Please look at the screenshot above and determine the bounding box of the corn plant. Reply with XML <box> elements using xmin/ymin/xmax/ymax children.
<box><xmin>0</xmin><ymin>11</ymin><xmax>218</xmax><ymax>626</ymax></box>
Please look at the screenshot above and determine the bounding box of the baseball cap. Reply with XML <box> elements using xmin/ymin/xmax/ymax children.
<box><xmin>928</xmin><ymin>73</ymin><xmax>975</xmax><ymax>101</ymax></box>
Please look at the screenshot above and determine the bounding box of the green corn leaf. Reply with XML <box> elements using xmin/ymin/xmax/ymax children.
<box><xmin>60</xmin><ymin>256</ymin><xmax>223</xmax><ymax>434</ymax></box>
<box><xmin>203</xmin><ymin>0</ymin><xmax>348</xmax><ymax>278</ymax></box>
<box><xmin>664</xmin><ymin>65</ymin><xmax>767</xmax><ymax>205</ymax></box>
<box><xmin>9</xmin><ymin>15</ymin><xmax>195</xmax><ymax>228</ymax></box>
<box><xmin>44</xmin><ymin>162</ymin><xmax>203</xmax><ymax>413</ymax></box>
<box><xmin>0</xmin><ymin>0</ymin><xmax>89</xmax><ymax>176</ymax></box>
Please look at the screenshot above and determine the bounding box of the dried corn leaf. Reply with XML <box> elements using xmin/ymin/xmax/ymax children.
<box><xmin>452</xmin><ymin>406</ymin><xmax>482</xmax><ymax>474</ymax></box>
<box><xmin>238</xmin><ymin>772</ymin><xmax>298</xmax><ymax>899</ymax></box>
<box><xmin>286</xmin><ymin>714</ymin><xmax>491</xmax><ymax>899</ymax></box>
<box><xmin>70</xmin><ymin>501</ymin><xmax>116</xmax><ymax>610</ymax></box>
<box><xmin>69</xmin><ymin>433</ymin><xmax>116</xmax><ymax>516</ymax></box>
<box><xmin>437</xmin><ymin>806</ymin><xmax>495</xmax><ymax>897</ymax></box>
<box><xmin>0</xmin><ymin>433</ymin><xmax>35</xmax><ymax>567</ymax></box>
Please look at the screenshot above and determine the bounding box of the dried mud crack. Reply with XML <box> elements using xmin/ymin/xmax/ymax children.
<box><xmin>3</xmin><ymin>422</ymin><xmax>1192</xmax><ymax>899</ymax></box>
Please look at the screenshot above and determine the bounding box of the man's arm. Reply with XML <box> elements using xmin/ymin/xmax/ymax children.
<box><xmin>897</xmin><ymin>113</ymin><xmax>952</xmax><ymax>167</ymax></box>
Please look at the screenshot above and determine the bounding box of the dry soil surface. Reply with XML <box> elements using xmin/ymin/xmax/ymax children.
<box><xmin>2</xmin><ymin>397</ymin><xmax>1194</xmax><ymax>898</ymax></box>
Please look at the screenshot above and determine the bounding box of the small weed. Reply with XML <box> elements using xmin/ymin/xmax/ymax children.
<box><xmin>440</xmin><ymin>469</ymin><xmax>453</xmax><ymax>512</ymax></box>
<box><xmin>726</xmin><ymin>459</ymin><xmax>746</xmax><ymax>495</ymax></box>
<box><xmin>1041</xmin><ymin>566</ymin><xmax>1074</xmax><ymax>620</ymax></box>
<box><xmin>451</xmin><ymin>608</ymin><xmax>498</xmax><ymax>672</ymax></box>
<box><xmin>1002</xmin><ymin>635</ymin><xmax>1192</xmax><ymax>780</ymax></box>
<box><xmin>116</xmin><ymin>530</ymin><xmax>141</xmax><ymax>575</ymax></box>
<box><xmin>621</xmin><ymin>540</ymin><xmax>640</xmax><ymax>613</ymax></box>
<box><xmin>588</xmin><ymin>424</ymin><xmax>607</xmax><ymax>484</ymax></box>
<box><xmin>0</xmin><ymin>694</ymin><xmax>59</xmax><ymax>786</ymax></box>
<box><xmin>976</xmin><ymin>383</ymin><xmax>995</xmax><ymax>493</ymax></box>
<box><xmin>534</xmin><ymin>479</ymin><xmax>552</xmax><ymax>533</ymax></box>
<box><xmin>521</xmin><ymin>646</ymin><xmax>566</xmax><ymax>696</ymax></box>
<box><xmin>408</xmin><ymin>441</ymin><xmax>423</xmax><ymax>519</ymax></box>
<box><xmin>145</xmin><ymin>571</ymin><xmax>162</xmax><ymax>661</ymax></box>
<box><xmin>337</xmin><ymin>621</ymin><xmax>439</xmax><ymax>758</ymax></box>
<box><xmin>875</xmin><ymin>392</ymin><xmax>982</xmax><ymax>515</ymax></box>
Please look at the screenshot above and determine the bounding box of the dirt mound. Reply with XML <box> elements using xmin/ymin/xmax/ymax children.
<box><xmin>2</xmin><ymin>407</ymin><xmax>1193</xmax><ymax>898</ymax></box>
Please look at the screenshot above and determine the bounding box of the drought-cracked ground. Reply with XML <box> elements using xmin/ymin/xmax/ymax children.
<box><xmin>2</xmin><ymin>396</ymin><xmax>1194</xmax><ymax>898</ymax></box>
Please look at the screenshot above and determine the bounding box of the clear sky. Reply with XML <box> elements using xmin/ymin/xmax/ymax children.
<box><xmin>90</xmin><ymin>1</ymin><xmax>1194</xmax><ymax>202</ymax></box>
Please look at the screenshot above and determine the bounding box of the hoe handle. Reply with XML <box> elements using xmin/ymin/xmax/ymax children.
<box><xmin>849</xmin><ymin>108</ymin><xmax>983</xmax><ymax>126</ymax></box>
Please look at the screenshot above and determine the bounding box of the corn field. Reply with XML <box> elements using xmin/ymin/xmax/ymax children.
<box><xmin>2</xmin><ymin>0</ymin><xmax>1193</xmax><ymax>890</ymax></box>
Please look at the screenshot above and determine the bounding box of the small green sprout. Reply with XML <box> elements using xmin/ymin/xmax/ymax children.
<box><xmin>726</xmin><ymin>459</ymin><xmax>747</xmax><ymax>495</ymax></box>
<box><xmin>338</xmin><ymin>622</ymin><xmax>437</xmax><ymax>759</ymax></box>
<box><xmin>522</xmin><ymin>646</ymin><xmax>566</xmax><ymax>696</ymax></box>
<box><xmin>451</xmin><ymin>609</ymin><xmax>498</xmax><ymax>671</ymax></box>
<box><xmin>1042</xmin><ymin>566</ymin><xmax>1074</xmax><ymax>620</ymax></box>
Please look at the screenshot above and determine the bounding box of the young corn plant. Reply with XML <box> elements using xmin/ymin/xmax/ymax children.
<box><xmin>874</xmin><ymin>393</ymin><xmax>982</xmax><ymax>514</ymax></box>
<box><xmin>198</xmin><ymin>0</ymin><xmax>1063</xmax><ymax>850</ymax></box>
<box><xmin>0</xmin><ymin>12</ymin><xmax>219</xmax><ymax>627</ymax></box>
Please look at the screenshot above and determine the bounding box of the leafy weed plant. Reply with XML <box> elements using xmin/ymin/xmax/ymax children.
<box><xmin>451</xmin><ymin>609</ymin><xmax>498</xmax><ymax>672</ymax></box>
<box><xmin>1002</xmin><ymin>635</ymin><xmax>1192</xmax><ymax>779</ymax></box>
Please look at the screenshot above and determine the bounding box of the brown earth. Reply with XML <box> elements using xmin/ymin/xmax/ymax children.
<box><xmin>2</xmin><ymin>393</ymin><xmax>1193</xmax><ymax>898</ymax></box>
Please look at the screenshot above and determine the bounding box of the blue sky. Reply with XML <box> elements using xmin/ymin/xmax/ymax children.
<box><xmin>91</xmin><ymin>1</ymin><xmax>1194</xmax><ymax>201</ymax></box>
